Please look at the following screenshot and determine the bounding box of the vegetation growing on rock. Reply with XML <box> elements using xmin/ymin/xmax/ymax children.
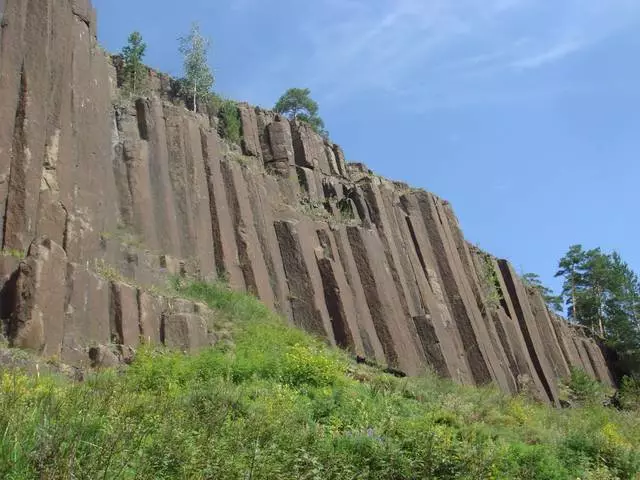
<box><xmin>121</xmin><ymin>31</ymin><xmax>147</xmax><ymax>95</ymax></box>
<box><xmin>275</xmin><ymin>87</ymin><xmax>328</xmax><ymax>137</ymax></box>
<box><xmin>178</xmin><ymin>23</ymin><xmax>214</xmax><ymax>113</ymax></box>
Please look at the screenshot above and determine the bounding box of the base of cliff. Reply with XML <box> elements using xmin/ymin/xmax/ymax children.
<box><xmin>1</xmin><ymin>279</ymin><xmax>639</xmax><ymax>480</ymax></box>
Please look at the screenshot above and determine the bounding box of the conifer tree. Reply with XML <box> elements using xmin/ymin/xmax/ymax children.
<box><xmin>274</xmin><ymin>88</ymin><xmax>328</xmax><ymax>137</ymax></box>
<box><xmin>122</xmin><ymin>31</ymin><xmax>147</xmax><ymax>95</ymax></box>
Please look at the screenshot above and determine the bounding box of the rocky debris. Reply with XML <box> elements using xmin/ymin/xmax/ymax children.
<box><xmin>0</xmin><ymin>0</ymin><xmax>616</xmax><ymax>403</ymax></box>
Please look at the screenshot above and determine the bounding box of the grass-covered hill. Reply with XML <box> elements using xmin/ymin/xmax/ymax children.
<box><xmin>1</xmin><ymin>280</ymin><xmax>639</xmax><ymax>480</ymax></box>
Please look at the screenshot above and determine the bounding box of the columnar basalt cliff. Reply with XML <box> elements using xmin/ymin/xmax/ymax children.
<box><xmin>0</xmin><ymin>0</ymin><xmax>614</xmax><ymax>402</ymax></box>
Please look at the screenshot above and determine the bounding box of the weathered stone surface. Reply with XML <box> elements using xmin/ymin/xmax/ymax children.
<box><xmin>498</xmin><ymin>260</ymin><xmax>560</xmax><ymax>404</ymax></box>
<box><xmin>238</xmin><ymin>103</ymin><xmax>261</xmax><ymax>158</ymax></box>
<box><xmin>292</xmin><ymin>121</ymin><xmax>329</xmax><ymax>173</ymax></box>
<box><xmin>9</xmin><ymin>238</ymin><xmax>67</xmax><ymax>356</ymax></box>
<box><xmin>297</xmin><ymin>167</ymin><xmax>324</xmax><ymax>202</ymax></box>
<box><xmin>315</xmin><ymin>226</ymin><xmax>364</xmax><ymax>355</ymax></box>
<box><xmin>62</xmin><ymin>263</ymin><xmax>110</xmax><ymax>364</ymax></box>
<box><xmin>526</xmin><ymin>288</ymin><xmax>571</xmax><ymax>379</ymax></box>
<box><xmin>274</xmin><ymin>220</ymin><xmax>333</xmax><ymax>340</ymax></box>
<box><xmin>162</xmin><ymin>313</ymin><xmax>211</xmax><ymax>352</ymax></box>
<box><xmin>138</xmin><ymin>291</ymin><xmax>166</xmax><ymax>344</ymax></box>
<box><xmin>221</xmin><ymin>159</ymin><xmax>275</xmax><ymax>308</ymax></box>
<box><xmin>201</xmin><ymin>130</ymin><xmax>245</xmax><ymax>288</ymax></box>
<box><xmin>332</xmin><ymin>227</ymin><xmax>386</xmax><ymax>363</ymax></box>
<box><xmin>109</xmin><ymin>281</ymin><xmax>140</xmax><ymax>348</ymax></box>
<box><xmin>88</xmin><ymin>345</ymin><xmax>121</xmax><ymax>369</ymax></box>
<box><xmin>244</xmin><ymin>171</ymin><xmax>291</xmax><ymax>316</ymax></box>
<box><xmin>399</xmin><ymin>196</ymin><xmax>474</xmax><ymax>383</ymax></box>
<box><xmin>332</xmin><ymin>145</ymin><xmax>349</xmax><ymax>179</ymax></box>
<box><xmin>414</xmin><ymin>192</ymin><xmax>497</xmax><ymax>386</ymax></box>
<box><xmin>267</xmin><ymin>116</ymin><xmax>294</xmax><ymax>174</ymax></box>
<box><xmin>346</xmin><ymin>226</ymin><xmax>423</xmax><ymax>375</ymax></box>
<box><xmin>583</xmin><ymin>338</ymin><xmax>614</xmax><ymax>386</ymax></box>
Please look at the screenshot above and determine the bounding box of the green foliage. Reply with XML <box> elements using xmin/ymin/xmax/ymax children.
<box><xmin>121</xmin><ymin>31</ymin><xmax>147</xmax><ymax>95</ymax></box>
<box><xmin>0</xmin><ymin>248</ymin><xmax>25</xmax><ymax>260</ymax></box>
<box><xmin>618</xmin><ymin>376</ymin><xmax>640</xmax><ymax>410</ymax></box>
<box><xmin>217</xmin><ymin>98</ymin><xmax>242</xmax><ymax>144</ymax></box>
<box><xmin>523</xmin><ymin>272</ymin><xmax>564</xmax><ymax>312</ymax></box>
<box><xmin>556</xmin><ymin>245</ymin><xmax>640</xmax><ymax>375</ymax></box>
<box><xmin>566</xmin><ymin>367</ymin><xmax>609</xmax><ymax>406</ymax></box>
<box><xmin>178</xmin><ymin>23</ymin><xmax>214</xmax><ymax>113</ymax></box>
<box><xmin>479</xmin><ymin>255</ymin><xmax>503</xmax><ymax>313</ymax></box>
<box><xmin>1</xmin><ymin>279</ymin><xmax>640</xmax><ymax>479</ymax></box>
<box><xmin>274</xmin><ymin>87</ymin><xmax>328</xmax><ymax>137</ymax></box>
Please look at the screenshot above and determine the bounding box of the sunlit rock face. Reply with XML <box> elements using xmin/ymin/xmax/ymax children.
<box><xmin>0</xmin><ymin>0</ymin><xmax>614</xmax><ymax>403</ymax></box>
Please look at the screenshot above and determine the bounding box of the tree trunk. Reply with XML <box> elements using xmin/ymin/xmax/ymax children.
<box><xmin>193</xmin><ymin>78</ymin><xmax>198</xmax><ymax>113</ymax></box>
<box><xmin>571</xmin><ymin>274</ymin><xmax>578</xmax><ymax>323</ymax></box>
<box><xmin>596</xmin><ymin>285</ymin><xmax>605</xmax><ymax>337</ymax></box>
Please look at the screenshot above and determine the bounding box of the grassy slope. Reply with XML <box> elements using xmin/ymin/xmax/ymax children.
<box><xmin>1</xmin><ymin>280</ymin><xmax>639</xmax><ymax>480</ymax></box>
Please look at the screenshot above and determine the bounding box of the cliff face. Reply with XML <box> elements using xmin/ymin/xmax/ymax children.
<box><xmin>0</xmin><ymin>0</ymin><xmax>614</xmax><ymax>403</ymax></box>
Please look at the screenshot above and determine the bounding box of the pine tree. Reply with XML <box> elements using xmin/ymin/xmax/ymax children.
<box><xmin>179</xmin><ymin>23</ymin><xmax>214</xmax><ymax>113</ymax></box>
<box><xmin>122</xmin><ymin>31</ymin><xmax>147</xmax><ymax>95</ymax></box>
<box><xmin>555</xmin><ymin>245</ymin><xmax>587</xmax><ymax>323</ymax></box>
<box><xmin>274</xmin><ymin>88</ymin><xmax>328</xmax><ymax>137</ymax></box>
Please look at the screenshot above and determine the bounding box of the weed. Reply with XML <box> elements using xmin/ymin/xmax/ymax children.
<box><xmin>93</xmin><ymin>259</ymin><xmax>123</xmax><ymax>282</ymax></box>
<box><xmin>0</xmin><ymin>248</ymin><xmax>25</xmax><ymax>260</ymax></box>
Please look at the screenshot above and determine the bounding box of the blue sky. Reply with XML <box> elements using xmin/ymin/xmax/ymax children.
<box><xmin>93</xmin><ymin>0</ymin><xmax>640</xmax><ymax>300</ymax></box>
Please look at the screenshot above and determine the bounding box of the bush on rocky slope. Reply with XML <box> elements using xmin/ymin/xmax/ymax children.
<box><xmin>0</xmin><ymin>280</ymin><xmax>639</xmax><ymax>479</ymax></box>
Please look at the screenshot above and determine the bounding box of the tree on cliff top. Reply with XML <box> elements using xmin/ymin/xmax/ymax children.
<box><xmin>121</xmin><ymin>31</ymin><xmax>147</xmax><ymax>95</ymax></box>
<box><xmin>179</xmin><ymin>23</ymin><xmax>214</xmax><ymax>113</ymax></box>
<box><xmin>274</xmin><ymin>88</ymin><xmax>328</xmax><ymax>137</ymax></box>
<box><xmin>556</xmin><ymin>246</ymin><xmax>640</xmax><ymax>373</ymax></box>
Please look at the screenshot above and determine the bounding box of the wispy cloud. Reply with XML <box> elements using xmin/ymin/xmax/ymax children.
<box><xmin>510</xmin><ymin>38</ymin><xmax>586</xmax><ymax>69</ymax></box>
<box><xmin>268</xmin><ymin>0</ymin><xmax>639</xmax><ymax>108</ymax></box>
<box><xmin>229</xmin><ymin>0</ymin><xmax>640</xmax><ymax>110</ymax></box>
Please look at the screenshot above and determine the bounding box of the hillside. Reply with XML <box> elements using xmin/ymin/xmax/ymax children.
<box><xmin>1</xmin><ymin>280</ymin><xmax>639</xmax><ymax>479</ymax></box>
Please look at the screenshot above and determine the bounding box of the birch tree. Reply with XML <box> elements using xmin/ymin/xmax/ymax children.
<box><xmin>179</xmin><ymin>23</ymin><xmax>214</xmax><ymax>113</ymax></box>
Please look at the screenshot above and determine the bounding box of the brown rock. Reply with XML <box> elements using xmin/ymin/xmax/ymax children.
<box><xmin>314</xmin><ymin>227</ymin><xmax>364</xmax><ymax>355</ymax></box>
<box><xmin>138</xmin><ymin>291</ymin><xmax>166</xmax><ymax>344</ymax></box>
<box><xmin>498</xmin><ymin>260</ymin><xmax>560</xmax><ymax>404</ymax></box>
<box><xmin>267</xmin><ymin>116</ymin><xmax>294</xmax><ymax>175</ymax></box>
<box><xmin>221</xmin><ymin>159</ymin><xmax>275</xmax><ymax>308</ymax></box>
<box><xmin>201</xmin><ymin>129</ymin><xmax>245</xmax><ymax>288</ymax></box>
<box><xmin>332</xmin><ymin>227</ymin><xmax>386</xmax><ymax>363</ymax></box>
<box><xmin>62</xmin><ymin>263</ymin><xmax>111</xmax><ymax>364</ymax></box>
<box><xmin>274</xmin><ymin>220</ymin><xmax>331</xmax><ymax>339</ymax></box>
<box><xmin>346</xmin><ymin>226</ymin><xmax>423</xmax><ymax>375</ymax></box>
<box><xmin>292</xmin><ymin>120</ymin><xmax>331</xmax><ymax>174</ymax></box>
<box><xmin>9</xmin><ymin>238</ymin><xmax>67</xmax><ymax>356</ymax></box>
<box><xmin>109</xmin><ymin>281</ymin><xmax>140</xmax><ymax>348</ymax></box>
<box><xmin>162</xmin><ymin>313</ymin><xmax>211</xmax><ymax>352</ymax></box>
<box><xmin>238</xmin><ymin>103</ymin><xmax>261</xmax><ymax>158</ymax></box>
<box><xmin>88</xmin><ymin>345</ymin><xmax>121</xmax><ymax>369</ymax></box>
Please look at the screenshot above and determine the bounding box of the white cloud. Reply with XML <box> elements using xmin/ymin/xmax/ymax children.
<box><xmin>510</xmin><ymin>39</ymin><xmax>586</xmax><ymax>69</ymax></box>
<box><xmin>286</xmin><ymin>0</ymin><xmax>640</xmax><ymax>107</ymax></box>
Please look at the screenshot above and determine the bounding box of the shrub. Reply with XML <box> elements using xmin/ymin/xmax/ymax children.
<box><xmin>567</xmin><ymin>367</ymin><xmax>608</xmax><ymax>405</ymax></box>
<box><xmin>1</xmin><ymin>279</ymin><xmax>639</xmax><ymax>479</ymax></box>
<box><xmin>618</xmin><ymin>376</ymin><xmax>640</xmax><ymax>410</ymax></box>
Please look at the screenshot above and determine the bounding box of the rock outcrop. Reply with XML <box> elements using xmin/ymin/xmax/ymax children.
<box><xmin>0</xmin><ymin>0</ymin><xmax>615</xmax><ymax>401</ymax></box>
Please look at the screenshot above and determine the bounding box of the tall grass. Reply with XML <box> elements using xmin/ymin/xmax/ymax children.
<box><xmin>1</xmin><ymin>280</ymin><xmax>639</xmax><ymax>479</ymax></box>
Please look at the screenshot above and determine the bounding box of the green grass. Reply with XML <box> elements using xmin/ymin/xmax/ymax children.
<box><xmin>1</xmin><ymin>280</ymin><xmax>640</xmax><ymax>479</ymax></box>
